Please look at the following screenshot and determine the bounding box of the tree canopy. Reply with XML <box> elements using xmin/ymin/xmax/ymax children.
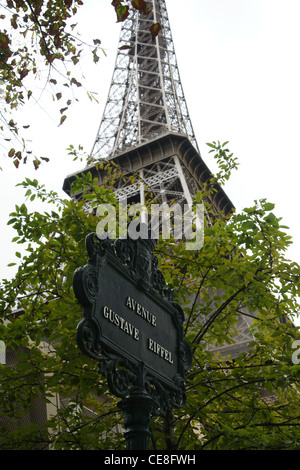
<box><xmin>1</xmin><ymin>144</ymin><xmax>300</xmax><ymax>450</ymax></box>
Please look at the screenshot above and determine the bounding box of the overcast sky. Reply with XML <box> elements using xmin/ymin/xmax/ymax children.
<box><xmin>1</xmin><ymin>0</ymin><xmax>300</xmax><ymax>287</ymax></box>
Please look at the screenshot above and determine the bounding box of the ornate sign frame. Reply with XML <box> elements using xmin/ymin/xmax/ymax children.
<box><xmin>73</xmin><ymin>231</ymin><xmax>192</xmax><ymax>414</ymax></box>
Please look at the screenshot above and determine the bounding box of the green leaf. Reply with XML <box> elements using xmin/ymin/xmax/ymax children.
<box><xmin>112</xmin><ymin>1</ymin><xmax>129</xmax><ymax>22</ymax></box>
<box><xmin>264</xmin><ymin>202</ymin><xmax>275</xmax><ymax>211</ymax></box>
<box><xmin>242</xmin><ymin>220</ymin><xmax>254</xmax><ymax>230</ymax></box>
<box><xmin>59</xmin><ymin>115</ymin><xmax>67</xmax><ymax>126</ymax></box>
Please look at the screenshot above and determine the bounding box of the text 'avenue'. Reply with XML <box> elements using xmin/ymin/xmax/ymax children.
<box><xmin>102</xmin><ymin>300</ymin><xmax>174</xmax><ymax>365</ymax></box>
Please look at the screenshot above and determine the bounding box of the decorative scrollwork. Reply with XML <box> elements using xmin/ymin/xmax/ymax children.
<box><xmin>73</xmin><ymin>265</ymin><xmax>98</xmax><ymax>307</ymax></box>
<box><xmin>86</xmin><ymin>232</ymin><xmax>114</xmax><ymax>265</ymax></box>
<box><xmin>153</xmin><ymin>268</ymin><xmax>165</xmax><ymax>294</ymax></box>
<box><xmin>98</xmin><ymin>357</ymin><xmax>133</xmax><ymax>398</ymax></box>
<box><xmin>114</xmin><ymin>238</ymin><xmax>134</xmax><ymax>266</ymax></box>
<box><xmin>144</xmin><ymin>375</ymin><xmax>187</xmax><ymax>413</ymax></box>
<box><xmin>180</xmin><ymin>338</ymin><xmax>193</xmax><ymax>373</ymax></box>
<box><xmin>170</xmin><ymin>301</ymin><xmax>185</xmax><ymax>328</ymax></box>
<box><xmin>76</xmin><ymin>319</ymin><xmax>103</xmax><ymax>361</ymax></box>
<box><xmin>83</xmin><ymin>229</ymin><xmax>174</xmax><ymax>299</ymax></box>
<box><xmin>168</xmin><ymin>374</ymin><xmax>187</xmax><ymax>409</ymax></box>
<box><xmin>98</xmin><ymin>358</ymin><xmax>147</xmax><ymax>400</ymax></box>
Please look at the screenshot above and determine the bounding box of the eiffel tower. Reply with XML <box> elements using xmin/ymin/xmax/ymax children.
<box><xmin>63</xmin><ymin>0</ymin><xmax>233</xmax><ymax>213</ymax></box>
<box><xmin>63</xmin><ymin>0</ymin><xmax>253</xmax><ymax>358</ymax></box>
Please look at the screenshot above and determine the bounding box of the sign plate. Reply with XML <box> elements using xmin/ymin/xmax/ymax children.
<box><xmin>74</xmin><ymin>232</ymin><xmax>192</xmax><ymax>409</ymax></box>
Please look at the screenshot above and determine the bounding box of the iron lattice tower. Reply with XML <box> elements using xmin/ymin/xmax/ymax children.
<box><xmin>64</xmin><ymin>0</ymin><xmax>233</xmax><ymax>214</ymax></box>
<box><xmin>91</xmin><ymin>0</ymin><xmax>199</xmax><ymax>161</ymax></box>
<box><xmin>63</xmin><ymin>0</ymin><xmax>253</xmax><ymax>358</ymax></box>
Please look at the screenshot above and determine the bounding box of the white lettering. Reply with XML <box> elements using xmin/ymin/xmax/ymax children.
<box><xmin>292</xmin><ymin>340</ymin><xmax>300</xmax><ymax>365</ymax></box>
<box><xmin>148</xmin><ymin>455</ymin><xmax>196</xmax><ymax>465</ymax></box>
<box><xmin>104</xmin><ymin>454</ymin><xmax>139</xmax><ymax>467</ymax></box>
<box><xmin>103</xmin><ymin>306</ymin><xmax>109</xmax><ymax>318</ymax></box>
<box><xmin>0</xmin><ymin>341</ymin><xmax>5</xmax><ymax>365</ymax></box>
<box><xmin>125</xmin><ymin>296</ymin><xmax>157</xmax><ymax>327</ymax></box>
<box><xmin>148</xmin><ymin>338</ymin><xmax>174</xmax><ymax>364</ymax></box>
<box><xmin>102</xmin><ymin>306</ymin><xmax>139</xmax><ymax>341</ymax></box>
<box><xmin>119</xmin><ymin>317</ymin><xmax>125</xmax><ymax>330</ymax></box>
<box><xmin>96</xmin><ymin>204</ymin><xmax>116</xmax><ymax>240</ymax></box>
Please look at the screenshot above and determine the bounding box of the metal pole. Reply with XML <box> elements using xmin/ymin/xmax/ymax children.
<box><xmin>118</xmin><ymin>388</ymin><xmax>157</xmax><ymax>450</ymax></box>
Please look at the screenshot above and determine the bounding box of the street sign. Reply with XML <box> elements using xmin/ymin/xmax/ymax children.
<box><xmin>74</xmin><ymin>230</ymin><xmax>192</xmax><ymax>413</ymax></box>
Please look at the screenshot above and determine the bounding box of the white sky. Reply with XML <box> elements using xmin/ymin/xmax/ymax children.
<box><xmin>1</xmin><ymin>0</ymin><xmax>300</xmax><ymax>289</ymax></box>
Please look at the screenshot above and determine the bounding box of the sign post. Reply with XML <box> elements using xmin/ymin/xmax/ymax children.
<box><xmin>73</xmin><ymin>228</ymin><xmax>192</xmax><ymax>450</ymax></box>
<box><xmin>118</xmin><ymin>386</ymin><xmax>156</xmax><ymax>450</ymax></box>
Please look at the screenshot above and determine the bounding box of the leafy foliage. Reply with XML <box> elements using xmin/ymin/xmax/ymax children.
<box><xmin>1</xmin><ymin>146</ymin><xmax>300</xmax><ymax>449</ymax></box>
<box><xmin>0</xmin><ymin>0</ymin><xmax>103</xmax><ymax>168</ymax></box>
<box><xmin>0</xmin><ymin>1</ymin><xmax>159</xmax><ymax>169</ymax></box>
